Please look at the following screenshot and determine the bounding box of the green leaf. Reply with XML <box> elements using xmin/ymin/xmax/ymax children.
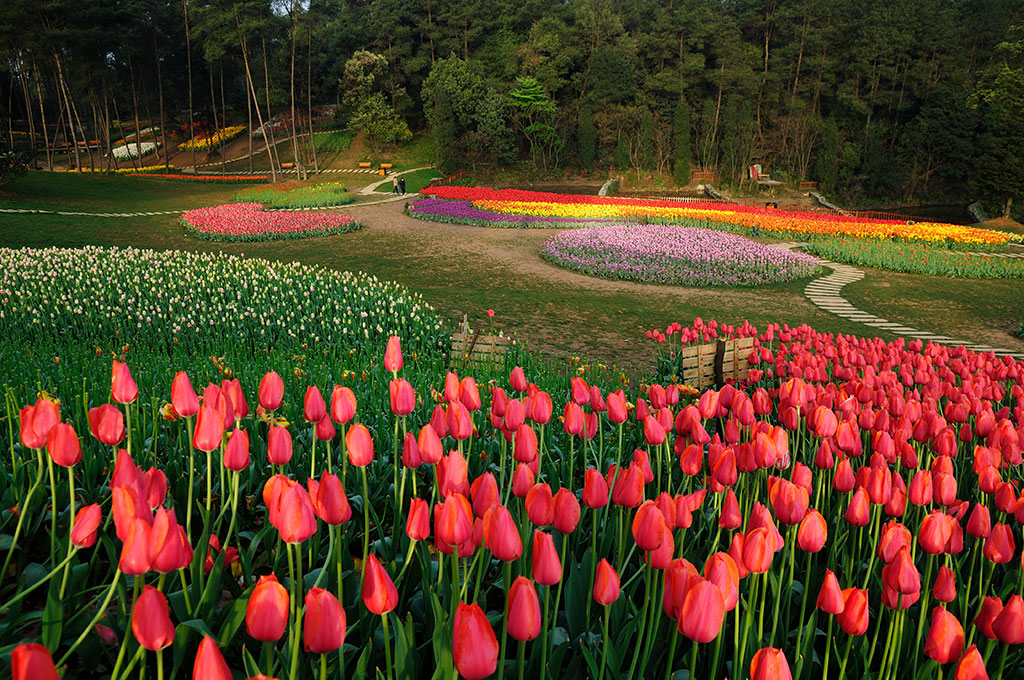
<box><xmin>41</xmin><ymin>582</ymin><xmax>63</xmax><ymax>652</ymax></box>
<box><xmin>355</xmin><ymin>641</ymin><xmax>373</xmax><ymax>680</ymax></box>
<box><xmin>242</xmin><ymin>645</ymin><xmax>262</xmax><ymax>678</ymax></box>
<box><xmin>217</xmin><ymin>593</ymin><xmax>249</xmax><ymax>647</ymax></box>
<box><xmin>394</xmin><ymin>613</ymin><xmax>416</xmax><ymax>680</ymax></box>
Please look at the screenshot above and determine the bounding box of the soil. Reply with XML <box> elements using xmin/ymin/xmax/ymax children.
<box><xmin>981</xmin><ymin>217</ymin><xmax>1024</xmax><ymax>234</ymax></box>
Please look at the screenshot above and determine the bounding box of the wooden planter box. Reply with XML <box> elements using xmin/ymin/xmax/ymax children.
<box><xmin>677</xmin><ymin>337</ymin><xmax>756</xmax><ymax>389</ymax></box>
<box><xmin>450</xmin><ymin>316</ymin><xmax>509</xmax><ymax>370</ymax></box>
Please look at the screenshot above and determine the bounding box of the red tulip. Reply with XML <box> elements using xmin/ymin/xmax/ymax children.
<box><xmin>582</xmin><ymin>468</ymin><xmax>609</xmax><ymax>508</ymax></box>
<box><xmin>983</xmin><ymin>523</ymin><xmax>1015</xmax><ymax>564</ymax></box>
<box><xmin>418</xmin><ymin>424</ymin><xmax>443</xmax><ymax>464</ymax></box>
<box><xmin>919</xmin><ymin>511</ymin><xmax>954</xmax><ymax>555</ymax></box>
<box><xmin>447</xmin><ymin>402</ymin><xmax>473</xmax><ymax>441</ymax></box>
<box><xmin>507</xmin><ymin>576</ymin><xmax>542</xmax><ymax>641</ymax></box>
<box><xmin>816</xmin><ymin>570</ymin><xmax>844</xmax><ymax>614</ymax></box>
<box><xmin>553</xmin><ymin>488</ymin><xmax>581</xmax><ymax>534</ymax></box>
<box><xmin>267</xmin><ymin>425</ymin><xmax>293</xmax><ymax>465</ymax></box>
<box><xmin>610</xmin><ymin>462</ymin><xmax>644</xmax><ymax>508</ymax></box>
<box><xmin>274</xmin><ymin>483</ymin><xmax>317</xmax><ymax>544</ymax></box>
<box><xmin>193</xmin><ymin>405</ymin><xmax>225</xmax><ymax>452</ymax></box>
<box><xmin>436</xmin><ymin>493</ymin><xmax>474</xmax><ymax>549</ymax></box>
<box><xmin>512</xmin><ymin>463</ymin><xmax>535</xmax><ymax>498</ymax></box>
<box><xmin>258</xmin><ymin>371</ymin><xmax>284</xmax><ymax>411</ymax></box>
<box><xmin>483</xmin><ymin>504</ymin><xmax>522</xmax><ymax>561</ymax></box>
<box><xmin>389</xmin><ymin>379</ymin><xmax>415</xmax><ymax>416</ymax></box>
<box><xmin>951</xmin><ymin>645</ymin><xmax>988</xmax><ymax>680</ymax></box>
<box><xmin>530</xmin><ymin>391</ymin><xmax>553</xmax><ymax>425</ymax></box>
<box><xmin>992</xmin><ymin>594</ymin><xmax>1024</xmax><ymax>644</ymax></box>
<box><xmin>246</xmin><ymin>574</ymin><xmax>289</xmax><ymax>642</ymax></box>
<box><xmin>223</xmin><ymin>427</ymin><xmax>250</xmax><ymax>471</ymax></box>
<box><xmin>679</xmin><ymin>578</ymin><xmax>726</xmax><ymax>642</ymax></box>
<box><xmin>346</xmin><ymin>423</ymin><xmax>374</xmax><ymax>466</ymax></box>
<box><xmin>607</xmin><ymin>391</ymin><xmax>628</xmax><ymax>424</ymax></box>
<box><xmin>513</xmin><ymin>424</ymin><xmax>538</xmax><ymax>463</ymax></box>
<box><xmin>193</xmin><ymin>635</ymin><xmax>232</xmax><ymax>680</ymax></box>
<box><xmin>844</xmin><ymin>487</ymin><xmax>870</xmax><ymax>527</ymax></box>
<box><xmin>384</xmin><ymin>336</ymin><xmax>403</xmax><ymax>373</ymax></box>
<box><xmin>967</xmin><ymin>504</ymin><xmax>992</xmax><ymax>539</ymax></box>
<box><xmin>510</xmin><ymin>366</ymin><xmax>528</xmax><ymax>392</ymax></box>
<box><xmin>120</xmin><ymin>518</ymin><xmax>152</xmax><ymax>575</ymax></box>
<box><xmin>304</xmin><ymin>587</ymin><xmax>346</xmax><ymax>653</ymax></box>
<box><xmin>924</xmin><ymin>606</ymin><xmax>965</xmax><ymax>664</ymax></box>
<box><xmin>838</xmin><ymin>588</ymin><xmax>869</xmax><ymax>635</ymax></box>
<box><xmin>132</xmin><ymin>585</ymin><xmax>175</xmax><ymax>650</ymax></box>
<box><xmin>750</xmin><ymin>647</ymin><xmax>793</xmax><ymax>680</ymax></box>
<box><xmin>883</xmin><ymin>547</ymin><xmax>920</xmax><ymax>595</ymax></box>
<box><xmin>703</xmin><ymin>553</ymin><xmax>740</xmax><ymax>610</ymax></box>
<box><xmin>304</xmin><ymin>386</ymin><xmax>327</xmax><ymax>423</ymax></box>
<box><xmin>975</xmin><ymin>596</ymin><xmax>1003</xmax><ymax>640</ymax></box>
<box><xmin>221</xmin><ymin>378</ymin><xmax>248</xmax><ymax>420</ymax></box>
<box><xmin>362</xmin><ymin>554</ymin><xmax>398</xmax><ymax>614</ymax></box>
<box><xmin>112</xmin><ymin>360</ymin><xmax>139</xmax><ymax>404</ymax></box>
<box><xmin>933</xmin><ymin>566</ymin><xmax>957</xmax><ymax>602</ymax></box>
<box><xmin>71</xmin><ymin>503</ymin><xmax>102</xmax><ymax>548</ymax></box>
<box><xmin>46</xmin><ymin>422</ymin><xmax>81</xmax><ymax>467</ymax></box>
<box><xmin>526</xmin><ymin>483</ymin><xmax>554</xmax><ymax>527</ymax></box>
<box><xmin>719</xmin><ymin>488</ymin><xmax>742</xmax><ymax>529</ymax></box>
<box><xmin>770</xmin><ymin>479</ymin><xmax>809</xmax><ymax>525</ymax></box>
<box><xmin>532</xmin><ymin>530</ymin><xmax>562</xmax><ymax>586</ymax></box>
<box><xmin>593</xmin><ymin>558</ymin><xmax>620</xmax><ymax>604</ymax></box>
<box><xmin>453</xmin><ymin>602</ymin><xmax>499</xmax><ymax>680</ymax></box>
<box><xmin>149</xmin><ymin>508</ymin><xmax>192</xmax><ymax>573</ymax></box>
<box><xmin>89</xmin><ymin>403</ymin><xmax>125</xmax><ymax>446</ymax></box>
<box><xmin>308</xmin><ymin>471</ymin><xmax>351</xmax><ymax>525</ymax></box>
<box><xmin>11</xmin><ymin>643</ymin><xmax>59</xmax><ymax>680</ymax></box>
<box><xmin>742</xmin><ymin>528</ymin><xmax>774</xmax><ymax>574</ymax></box>
<box><xmin>406</xmin><ymin>498</ymin><xmax>431</xmax><ymax>541</ymax></box>
<box><xmin>460</xmin><ymin>377</ymin><xmax>481</xmax><ymax>411</ymax></box>
<box><xmin>632</xmin><ymin>500</ymin><xmax>667</xmax><ymax>551</ymax></box>
<box><xmin>330</xmin><ymin>385</ymin><xmax>357</xmax><ymax>424</ymax></box>
<box><xmin>797</xmin><ymin>509</ymin><xmax>827</xmax><ymax>553</ymax></box>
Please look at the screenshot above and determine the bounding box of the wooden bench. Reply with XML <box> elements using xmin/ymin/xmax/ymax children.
<box><xmin>692</xmin><ymin>170</ymin><xmax>717</xmax><ymax>182</ymax></box>
<box><xmin>281</xmin><ymin>162</ymin><xmax>295</xmax><ymax>170</ymax></box>
<box><xmin>799</xmin><ymin>181</ymin><xmax>819</xmax><ymax>191</ymax></box>
<box><xmin>451</xmin><ymin>315</ymin><xmax>509</xmax><ymax>370</ymax></box>
<box><xmin>676</xmin><ymin>337</ymin><xmax>756</xmax><ymax>389</ymax></box>
<box><xmin>379</xmin><ymin>163</ymin><xmax>393</xmax><ymax>170</ymax></box>
<box><xmin>357</xmin><ymin>161</ymin><xmax>372</xmax><ymax>168</ymax></box>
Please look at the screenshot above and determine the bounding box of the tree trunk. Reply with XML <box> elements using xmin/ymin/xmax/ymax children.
<box><xmin>32</xmin><ymin>58</ymin><xmax>53</xmax><ymax>171</ymax></box>
<box><xmin>184</xmin><ymin>0</ymin><xmax>197</xmax><ymax>173</ymax></box>
<box><xmin>1004</xmin><ymin>196</ymin><xmax>1013</xmax><ymax>220</ymax></box>
<box><xmin>17</xmin><ymin>58</ymin><xmax>37</xmax><ymax>166</ymax></box>
<box><xmin>219</xmin><ymin>63</ymin><xmax>228</xmax><ymax>173</ymax></box>
<box><xmin>236</xmin><ymin>9</ymin><xmax>277</xmax><ymax>183</ymax></box>
<box><xmin>290</xmin><ymin>1</ymin><xmax>303</xmax><ymax>179</ymax></box>
<box><xmin>247</xmin><ymin>76</ymin><xmax>254</xmax><ymax>174</ymax></box>
<box><xmin>111</xmin><ymin>95</ymin><xmax>134</xmax><ymax>171</ymax></box>
<box><xmin>102</xmin><ymin>85</ymin><xmax>113</xmax><ymax>172</ymax></box>
<box><xmin>127</xmin><ymin>48</ymin><xmax>144</xmax><ymax>164</ymax></box>
<box><xmin>307</xmin><ymin>25</ymin><xmax>319</xmax><ymax>175</ymax></box>
<box><xmin>262</xmin><ymin>36</ymin><xmax>281</xmax><ymax>174</ymax></box>
<box><xmin>154</xmin><ymin>33</ymin><xmax>170</xmax><ymax>171</ymax></box>
<box><xmin>53</xmin><ymin>54</ymin><xmax>82</xmax><ymax>171</ymax></box>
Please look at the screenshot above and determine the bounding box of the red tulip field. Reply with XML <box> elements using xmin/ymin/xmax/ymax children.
<box><xmin>4</xmin><ymin>303</ymin><xmax>1024</xmax><ymax>680</ymax></box>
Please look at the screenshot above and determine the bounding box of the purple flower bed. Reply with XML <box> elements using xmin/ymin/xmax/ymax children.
<box><xmin>542</xmin><ymin>224</ymin><xmax>822</xmax><ymax>286</ymax></box>
<box><xmin>409</xmin><ymin>197</ymin><xmax>609</xmax><ymax>228</ymax></box>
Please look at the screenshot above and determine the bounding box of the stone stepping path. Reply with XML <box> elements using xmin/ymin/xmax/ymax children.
<box><xmin>772</xmin><ymin>241</ymin><xmax>1024</xmax><ymax>360</ymax></box>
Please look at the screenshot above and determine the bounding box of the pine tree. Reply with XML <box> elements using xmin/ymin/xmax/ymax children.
<box><xmin>577</xmin><ymin>105</ymin><xmax>596</xmax><ymax>171</ymax></box>
<box><xmin>614</xmin><ymin>133</ymin><xmax>629</xmax><ymax>171</ymax></box>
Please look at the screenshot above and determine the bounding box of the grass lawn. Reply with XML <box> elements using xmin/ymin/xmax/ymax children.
<box><xmin>374</xmin><ymin>168</ymin><xmax>443</xmax><ymax>194</ymax></box>
<box><xmin>1</xmin><ymin>171</ymin><xmax>1021</xmax><ymax>369</ymax></box>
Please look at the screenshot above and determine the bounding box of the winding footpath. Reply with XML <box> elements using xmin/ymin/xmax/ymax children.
<box><xmin>773</xmin><ymin>242</ymin><xmax>1024</xmax><ymax>360</ymax></box>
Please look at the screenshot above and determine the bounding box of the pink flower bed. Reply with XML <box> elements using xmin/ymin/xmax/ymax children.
<box><xmin>181</xmin><ymin>202</ymin><xmax>361</xmax><ymax>242</ymax></box>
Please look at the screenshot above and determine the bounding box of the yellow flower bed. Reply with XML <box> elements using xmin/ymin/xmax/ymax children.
<box><xmin>178</xmin><ymin>126</ymin><xmax>246</xmax><ymax>152</ymax></box>
<box><xmin>472</xmin><ymin>199</ymin><xmax>1017</xmax><ymax>247</ymax></box>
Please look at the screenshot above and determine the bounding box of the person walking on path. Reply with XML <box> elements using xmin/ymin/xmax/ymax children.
<box><xmin>392</xmin><ymin>177</ymin><xmax>400</xmax><ymax>194</ymax></box>
<box><xmin>399</xmin><ymin>177</ymin><xmax>406</xmax><ymax>195</ymax></box>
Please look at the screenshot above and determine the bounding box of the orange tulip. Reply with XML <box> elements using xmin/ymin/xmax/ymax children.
<box><xmin>384</xmin><ymin>335</ymin><xmax>403</xmax><ymax>373</ymax></box>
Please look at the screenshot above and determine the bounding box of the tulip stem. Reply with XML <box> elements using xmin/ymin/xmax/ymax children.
<box><xmin>394</xmin><ymin>537</ymin><xmax>418</xmax><ymax>584</ymax></box>
<box><xmin>382</xmin><ymin>613</ymin><xmax>394</xmax><ymax>680</ymax></box>
<box><xmin>0</xmin><ymin>449</ymin><xmax>44</xmax><ymax>591</ymax></box>
<box><xmin>60</xmin><ymin>465</ymin><xmax>77</xmax><ymax>598</ymax></box>
<box><xmin>539</xmin><ymin>584</ymin><xmax>551</xmax><ymax>680</ymax></box>
<box><xmin>225</xmin><ymin>471</ymin><xmax>240</xmax><ymax>550</ymax></box>
<box><xmin>627</xmin><ymin>566</ymin><xmax>653</xmax><ymax>680</ymax></box>
<box><xmin>688</xmin><ymin>641</ymin><xmax>698</xmax><ymax>680</ymax></box>
<box><xmin>0</xmin><ymin>546</ymin><xmax>76</xmax><ymax>611</ymax></box>
<box><xmin>320</xmin><ymin>653</ymin><xmax>327</xmax><ymax>680</ymax></box>
<box><xmin>110</xmin><ymin>576</ymin><xmax>142</xmax><ymax>680</ymax></box>
<box><xmin>516</xmin><ymin>639</ymin><xmax>526</xmax><ymax>680</ymax></box>
<box><xmin>47</xmin><ymin>454</ymin><xmax>58</xmax><ymax>566</ymax></box>
<box><xmin>361</xmin><ymin>466</ymin><xmax>371</xmax><ymax>578</ymax></box>
<box><xmin>311</xmin><ymin>431</ymin><xmax>317</xmax><ymax>480</ymax></box>
<box><xmin>157</xmin><ymin>648</ymin><xmax>164</xmax><ymax>680</ymax></box>
<box><xmin>498</xmin><ymin>561</ymin><xmax>511</xmax><ymax>680</ymax></box>
<box><xmin>598</xmin><ymin>604</ymin><xmax>610</xmax><ymax>680</ymax></box>
<box><xmin>793</xmin><ymin>550</ymin><xmax>813</xmax><ymax>667</ymax></box>
<box><xmin>836</xmin><ymin>632</ymin><xmax>854</xmax><ymax>680</ymax></box>
<box><xmin>913</xmin><ymin>554</ymin><xmax>937</xmax><ymax>676</ymax></box>
<box><xmin>664</xmin><ymin>629</ymin><xmax>678</xmax><ymax>680</ymax></box>
<box><xmin>185</xmin><ymin>417</ymin><xmax>195</xmax><ymax>540</ymax></box>
<box><xmin>205</xmin><ymin>447</ymin><xmax>213</xmax><ymax>519</ymax></box>
<box><xmin>586</xmin><ymin>509</ymin><xmax>598</xmax><ymax>627</ymax></box>
<box><xmin>178</xmin><ymin>568</ymin><xmax>193</xmax><ymax>615</ymax></box>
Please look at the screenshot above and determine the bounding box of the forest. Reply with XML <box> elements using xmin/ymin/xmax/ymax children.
<box><xmin>2</xmin><ymin>0</ymin><xmax>1024</xmax><ymax>213</ymax></box>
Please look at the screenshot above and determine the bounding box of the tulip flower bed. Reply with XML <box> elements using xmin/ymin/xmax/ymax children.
<box><xmin>542</xmin><ymin>224</ymin><xmax>822</xmax><ymax>286</ymax></box>
<box><xmin>802</xmin><ymin>237</ymin><xmax>1024</xmax><ymax>278</ymax></box>
<box><xmin>178</xmin><ymin>126</ymin><xmax>247</xmax><ymax>152</ymax></box>
<box><xmin>182</xmin><ymin>203</ymin><xmax>362</xmax><ymax>242</ymax></box>
<box><xmin>233</xmin><ymin>182</ymin><xmax>354</xmax><ymax>209</ymax></box>
<box><xmin>3</xmin><ymin>314</ymin><xmax>1024</xmax><ymax>680</ymax></box>
<box><xmin>421</xmin><ymin>186</ymin><xmax>1021</xmax><ymax>249</ymax></box>
<box><xmin>111</xmin><ymin>142</ymin><xmax>158</xmax><ymax>161</ymax></box>
<box><xmin>0</xmin><ymin>246</ymin><xmax>444</xmax><ymax>360</ymax></box>
<box><xmin>408</xmin><ymin>197</ymin><xmax>614</xmax><ymax>228</ymax></box>
<box><xmin>127</xmin><ymin>173</ymin><xmax>268</xmax><ymax>182</ymax></box>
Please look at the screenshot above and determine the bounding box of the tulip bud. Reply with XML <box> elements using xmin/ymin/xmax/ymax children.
<box><xmin>193</xmin><ymin>635</ymin><xmax>232</xmax><ymax>680</ymax></box>
<box><xmin>266</xmin><ymin>425</ymin><xmax>293</xmax><ymax>465</ymax></box>
<box><xmin>384</xmin><ymin>336</ymin><xmax>403</xmax><ymax>373</ymax></box>
<box><xmin>406</xmin><ymin>498</ymin><xmax>431</xmax><ymax>541</ymax></box>
<box><xmin>531</xmin><ymin>530</ymin><xmax>562</xmax><ymax>586</ymax></box>
<box><xmin>593</xmin><ymin>558</ymin><xmax>620</xmax><ymax>605</ymax></box>
<box><xmin>346</xmin><ymin>423</ymin><xmax>374</xmax><ymax>466</ymax></box>
<box><xmin>750</xmin><ymin>647</ymin><xmax>793</xmax><ymax>680</ymax></box>
<box><xmin>330</xmin><ymin>385</ymin><xmax>357</xmax><ymax>424</ymax></box>
<box><xmin>11</xmin><ymin>643</ymin><xmax>60</xmax><ymax>680</ymax></box>
<box><xmin>112</xmin><ymin>360</ymin><xmax>139</xmax><ymax>404</ymax></box>
<box><xmin>246</xmin><ymin>574</ymin><xmax>289</xmax><ymax>642</ymax></box>
<box><xmin>132</xmin><ymin>585</ymin><xmax>175</xmax><ymax>650</ymax></box>
<box><xmin>453</xmin><ymin>602</ymin><xmax>499</xmax><ymax>680</ymax></box>
<box><xmin>924</xmin><ymin>606</ymin><xmax>964</xmax><ymax>664</ymax></box>
<box><xmin>507</xmin><ymin>576</ymin><xmax>542</xmax><ymax>641</ymax></box>
<box><xmin>258</xmin><ymin>371</ymin><xmax>284</xmax><ymax>411</ymax></box>
<box><xmin>304</xmin><ymin>587</ymin><xmax>346</xmax><ymax>653</ymax></box>
<box><xmin>362</xmin><ymin>553</ymin><xmax>398</xmax><ymax>614</ymax></box>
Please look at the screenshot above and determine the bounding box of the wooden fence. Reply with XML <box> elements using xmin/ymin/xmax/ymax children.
<box><xmin>450</xmin><ymin>316</ymin><xmax>509</xmax><ymax>370</ymax></box>
<box><xmin>678</xmin><ymin>337</ymin><xmax>756</xmax><ymax>389</ymax></box>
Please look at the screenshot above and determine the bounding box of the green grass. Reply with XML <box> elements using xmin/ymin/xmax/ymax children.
<box><xmin>374</xmin><ymin>168</ymin><xmax>442</xmax><ymax>194</ymax></box>
<box><xmin>313</xmin><ymin>131</ymin><xmax>353</xmax><ymax>151</ymax></box>
<box><xmin>233</xmin><ymin>181</ymin><xmax>354</xmax><ymax>208</ymax></box>
<box><xmin>1</xmin><ymin>171</ymin><xmax>1021</xmax><ymax>368</ymax></box>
